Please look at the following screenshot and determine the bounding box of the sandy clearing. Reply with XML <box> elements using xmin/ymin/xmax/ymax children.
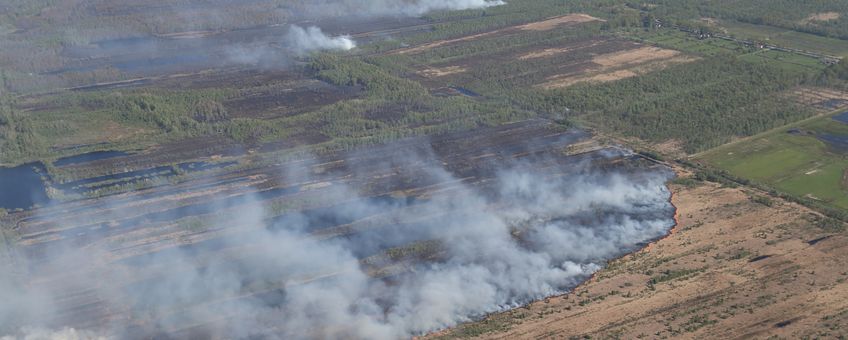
<box><xmin>592</xmin><ymin>46</ymin><xmax>682</xmax><ymax>67</ymax></box>
<box><xmin>518</xmin><ymin>13</ymin><xmax>603</xmax><ymax>31</ymax></box>
<box><xmin>518</xmin><ymin>46</ymin><xmax>578</xmax><ymax>60</ymax></box>
<box><xmin>803</xmin><ymin>12</ymin><xmax>841</xmax><ymax>23</ymax></box>
<box><xmin>417</xmin><ymin>66</ymin><xmax>467</xmax><ymax>78</ymax></box>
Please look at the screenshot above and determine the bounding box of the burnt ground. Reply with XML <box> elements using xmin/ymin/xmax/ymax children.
<box><xmin>223</xmin><ymin>78</ymin><xmax>361</xmax><ymax>119</ymax></box>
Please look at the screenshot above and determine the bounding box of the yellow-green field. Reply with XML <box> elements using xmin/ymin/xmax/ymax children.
<box><xmin>699</xmin><ymin>110</ymin><xmax>848</xmax><ymax>209</ymax></box>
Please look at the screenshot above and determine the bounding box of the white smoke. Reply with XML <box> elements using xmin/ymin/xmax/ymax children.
<box><xmin>386</xmin><ymin>0</ymin><xmax>506</xmax><ymax>16</ymax></box>
<box><xmin>0</xmin><ymin>148</ymin><xmax>675</xmax><ymax>339</ymax></box>
<box><xmin>0</xmin><ymin>327</ymin><xmax>106</xmax><ymax>340</ymax></box>
<box><xmin>304</xmin><ymin>0</ymin><xmax>507</xmax><ymax>17</ymax></box>
<box><xmin>287</xmin><ymin>25</ymin><xmax>356</xmax><ymax>55</ymax></box>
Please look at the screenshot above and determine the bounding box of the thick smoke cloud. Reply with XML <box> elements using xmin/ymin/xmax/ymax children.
<box><xmin>287</xmin><ymin>25</ymin><xmax>357</xmax><ymax>55</ymax></box>
<box><xmin>0</xmin><ymin>148</ymin><xmax>675</xmax><ymax>339</ymax></box>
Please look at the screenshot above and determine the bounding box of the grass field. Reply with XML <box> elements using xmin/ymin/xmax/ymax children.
<box><xmin>699</xmin><ymin>110</ymin><xmax>848</xmax><ymax>209</ymax></box>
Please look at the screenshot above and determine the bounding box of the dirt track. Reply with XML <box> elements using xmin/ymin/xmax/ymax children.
<box><xmin>436</xmin><ymin>169</ymin><xmax>848</xmax><ymax>339</ymax></box>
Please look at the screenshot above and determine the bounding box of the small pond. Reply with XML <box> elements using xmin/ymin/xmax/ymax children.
<box><xmin>0</xmin><ymin>163</ymin><xmax>50</xmax><ymax>210</ymax></box>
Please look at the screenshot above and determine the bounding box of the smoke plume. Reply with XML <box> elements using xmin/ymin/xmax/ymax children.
<box><xmin>287</xmin><ymin>25</ymin><xmax>357</xmax><ymax>55</ymax></box>
<box><xmin>0</xmin><ymin>147</ymin><xmax>674</xmax><ymax>339</ymax></box>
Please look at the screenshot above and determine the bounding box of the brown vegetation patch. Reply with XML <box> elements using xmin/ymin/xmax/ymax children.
<box><xmin>437</xmin><ymin>174</ymin><xmax>848</xmax><ymax>339</ymax></box>
<box><xmin>652</xmin><ymin>139</ymin><xmax>687</xmax><ymax>157</ymax></box>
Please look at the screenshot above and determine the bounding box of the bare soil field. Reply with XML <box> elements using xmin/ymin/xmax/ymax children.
<box><xmin>435</xmin><ymin>172</ymin><xmax>848</xmax><ymax>339</ymax></box>
<box><xmin>539</xmin><ymin>46</ymin><xmax>696</xmax><ymax>89</ymax></box>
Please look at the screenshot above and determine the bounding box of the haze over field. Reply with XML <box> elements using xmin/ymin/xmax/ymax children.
<box><xmin>302</xmin><ymin>0</ymin><xmax>506</xmax><ymax>17</ymax></box>
<box><xmin>0</xmin><ymin>148</ymin><xmax>675</xmax><ymax>339</ymax></box>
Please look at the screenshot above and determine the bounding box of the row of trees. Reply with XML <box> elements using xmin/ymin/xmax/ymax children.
<box><xmin>0</xmin><ymin>94</ymin><xmax>48</xmax><ymax>165</ymax></box>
